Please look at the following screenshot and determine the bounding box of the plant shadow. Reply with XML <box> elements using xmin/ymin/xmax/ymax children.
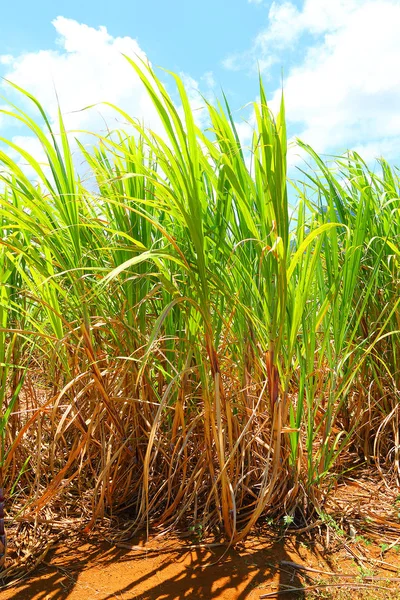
<box><xmin>0</xmin><ymin>529</ymin><xmax>329</xmax><ymax>599</ymax></box>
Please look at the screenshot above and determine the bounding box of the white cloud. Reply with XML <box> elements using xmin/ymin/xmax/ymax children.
<box><xmin>201</xmin><ymin>71</ymin><xmax>216</xmax><ymax>89</ymax></box>
<box><xmin>248</xmin><ymin>0</ymin><xmax>362</xmax><ymax>60</ymax></box>
<box><xmin>352</xmin><ymin>139</ymin><xmax>400</xmax><ymax>165</ymax></box>
<box><xmin>227</xmin><ymin>0</ymin><xmax>400</xmax><ymax>162</ymax></box>
<box><xmin>257</xmin><ymin>2</ymin><xmax>303</xmax><ymax>48</ymax></box>
<box><xmin>0</xmin><ymin>55</ymin><xmax>13</xmax><ymax>65</ymax></box>
<box><xmin>0</xmin><ymin>17</ymin><xmax>217</xmax><ymax>184</ymax></box>
<box><xmin>0</xmin><ymin>17</ymin><xmax>163</xmax><ymax>138</ymax></box>
<box><xmin>248</xmin><ymin>0</ymin><xmax>263</xmax><ymax>4</ymax></box>
<box><xmin>222</xmin><ymin>55</ymin><xmax>242</xmax><ymax>72</ymax></box>
<box><xmin>224</xmin><ymin>1</ymin><xmax>302</xmax><ymax>72</ymax></box>
<box><xmin>0</xmin><ymin>18</ymin><xmax>167</xmax><ymax>187</ymax></box>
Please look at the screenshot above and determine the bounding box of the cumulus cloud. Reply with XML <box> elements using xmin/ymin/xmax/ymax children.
<box><xmin>0</xmin><ymin>16</ymin><xmax>215</xmax><ymax>176</ymax></box>
<box><xmin>0</xmin><ymin>55</ymin><xmax>13</xmax><ymax>65</ymax></box>
<box><xmin>225</xmin><ymin>0</ymin><xmax>400</xmax><ymax>162</ymax></box>
<box><xmin>0</xmin><ymin>17</ymin><xmax>164</xmax><ymax>140</ymax></box>
<box><xmin>201</xmin><ymin>71</ymin><xmax>216</xmax><ymax>89</ymax></box>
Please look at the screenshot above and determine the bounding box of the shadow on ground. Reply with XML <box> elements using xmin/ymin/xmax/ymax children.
<box><xmin>0</xmin><ymin>530</ymin><xmax>326</xmax><ymax>600</ymax></box>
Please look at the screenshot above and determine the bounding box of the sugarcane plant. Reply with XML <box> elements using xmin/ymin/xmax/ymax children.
<box><xmin>0</xmin><ymin>58</ymin><xmax>398</xmax><ymax>544</ymax></box>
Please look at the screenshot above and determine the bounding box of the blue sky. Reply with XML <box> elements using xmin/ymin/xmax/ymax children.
<box><xmin>1</xmin><ymin>0</ymin><xmax>400</xmax><ymax>170</ymax></box>
<box><xmin>0</xmin><ymin>0</ymin><xmax>282</xmax><ymax>98</ymax></box>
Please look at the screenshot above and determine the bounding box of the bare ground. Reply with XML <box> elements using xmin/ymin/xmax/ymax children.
<box><xmin>1</xmin><ymin>475</ymin><xmax>400</xmax><ymax>599</ymax></box>
<box><xmin>1</xmin><ymin>527</ymin><xmax>400</xmax><ymax>600</ymax></box>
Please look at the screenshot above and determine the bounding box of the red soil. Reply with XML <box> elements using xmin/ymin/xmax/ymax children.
<box><xmin>1</xmin><ymin>529</ymin><xmax>400</xmax><ymax>600</ymax></box>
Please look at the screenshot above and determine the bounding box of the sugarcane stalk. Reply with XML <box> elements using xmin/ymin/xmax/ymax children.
<box><xmin>0</xmin><ymin>484</ymin><xmax>6</xmax><ymax>569</ymax></box>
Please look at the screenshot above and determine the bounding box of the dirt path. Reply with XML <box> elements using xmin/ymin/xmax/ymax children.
<box><xmin>1</xmin><ymin>531</ymin><xmax>400</xmax><ymax>599</ymax></box>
